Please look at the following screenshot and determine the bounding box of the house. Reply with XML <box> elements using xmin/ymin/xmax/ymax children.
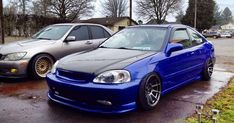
<box><xmin>221</xmin><ymin>22</ymin><xmax>234</xmax><ymax>31</ymax></box>
<box><xmin>77</xmin><ymin>17</ymin><xmax>138</xmax><ymax>32</ymax></box>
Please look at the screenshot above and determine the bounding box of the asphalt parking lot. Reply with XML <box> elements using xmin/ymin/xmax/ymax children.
<box><xmin>0</xmin><ymin>38</ymin><xmax>234</xmax><ymax>123</ymax></box>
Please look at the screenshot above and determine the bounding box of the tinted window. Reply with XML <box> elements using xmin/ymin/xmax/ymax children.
<box><xmin>188</xmin><ymin>28</ymin><xmax>205</xmax><ymax>46</ymax></box>
<box><xmin>69</xmin><ymin>26</ymin><xmax>89</xmax><ymax>41</ymax></box>
<box><xmin>90</xmin><ymin>26</ymin><xmax>110</xmax><ymax>39</ymax></box>
<box><xmin>172</xmin><ymin>29</ymin><xmax>191</xmax><ymax>48</ymax></box>
<box><xmin>104</xmin><ymin>30</ymin><xmax>111</xmax><ymax>38</ymax></box>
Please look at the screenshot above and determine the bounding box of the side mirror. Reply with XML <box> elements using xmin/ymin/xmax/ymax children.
<box><xmin>65</xmin><ymin>36</ymin><xmax>76</xmax><ymax>42</ymax></box>
<box><xmin>166</xmin><ymin>43</ymin><xmax>183</xmax><ymax>56</ymax></box>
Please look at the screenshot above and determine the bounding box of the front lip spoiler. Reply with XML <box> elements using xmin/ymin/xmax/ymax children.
<box><xmin>47</xmin><ymin>92</ymin><xmax>136</xmax><ymax>114</ymax></box>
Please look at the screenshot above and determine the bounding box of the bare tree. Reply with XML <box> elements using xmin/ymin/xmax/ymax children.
<box><xmin>18</xmin><ymin>0</ymin><xmax>31</xmax><ymax>15</ymax></box>
<box><xmin>32</xmin><ymin>0</ymin><xmax>51</xmax><ymax>16</ymax></box>
<box><xmin>3</xmin><ymin>3</ymin><xmax>18</xmax><ymax>36</ymax></box>
<box><xmin>49</xmin><ymin>0</ymin><xmax>94</xmax><ymax>21</ymax></box>
<box><xmin>101</xmin><ymin>0</ymin><xmax>128</xmax><ymax>17</ymax></box>
<box><xmin>136</xmin><ymin>0</ymin><xmax>181</xmax><ymax>24</ymax></box>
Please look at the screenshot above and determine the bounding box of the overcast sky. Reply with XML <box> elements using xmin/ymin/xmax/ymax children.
<box><xmin>3</xmin><ymin>0</ymin><xmax>234</xmax><ymax>22</ymax></box>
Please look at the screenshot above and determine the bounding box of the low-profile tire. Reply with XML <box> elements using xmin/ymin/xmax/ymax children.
<box><xmin>29</xmin><ymin>54</ymin><xmax>54</xmax><ymax>79</ymax></box>
<box><xmin>138</xmin><ymin>73</ymin><xmax>161</xmax><ymax>111</ymax></box>
<box><xmin>202</xmin><ymin>59</ymin><xmax>214</xmax><ymax>81</ymax></box>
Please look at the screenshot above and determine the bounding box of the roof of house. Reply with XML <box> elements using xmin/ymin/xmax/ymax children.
<box><xmin>76</xmin><ymin>17</ymin><xmax>138</xmax><ymax>26</ymax></box>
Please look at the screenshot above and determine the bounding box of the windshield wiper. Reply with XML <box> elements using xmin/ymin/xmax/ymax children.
<box><xmin>99</xmin><ymin>46</ymin><xmax>110</xmax><ymax>48</ymax></box>
<box><xmin>36</xmin><ymin>38</ymin><xmax>52</xmax><ymax>40</ymax></box>
<box><xmin>117</xmin><ymin>47</ymin><xmax>132</xmax><ymax>50</ymax></box>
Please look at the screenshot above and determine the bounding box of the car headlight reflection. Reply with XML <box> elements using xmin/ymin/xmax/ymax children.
<box><xmin>93</xmin><ymin>70</ymin><xmax>131</xmax><ymax>84</ymax></box>
<box><xmin>51</xmin><ymin>61</ymin><xmax>59</xmax><ymax>74</ymax></box>
<box><xmin>3</xmin><ymin>52</ymin><xmax>27</xmax><ymax>61</ymax></box>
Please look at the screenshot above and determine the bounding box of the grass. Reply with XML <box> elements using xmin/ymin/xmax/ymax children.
<box><xmin>186</xmin><ymin>78</ymin><xmax>234</xmax><ymax>123</ymax></box>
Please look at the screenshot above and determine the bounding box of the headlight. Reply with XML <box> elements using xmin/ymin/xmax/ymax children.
<box><xmin>3</xmin><ymin>52</ymin><xmax>27</xmax><ymax>61</ymax></box>
<box><xmin>51</xmin><ymin>61</ymin><xmax>59</xmax><ymax>74</ymax></box>
<box><xmin>93</xmin><ymin>70</ymin><xmax>131</xmax><ymax>84</ymax></box>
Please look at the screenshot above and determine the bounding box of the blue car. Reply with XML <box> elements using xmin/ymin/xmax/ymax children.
<box><xmin>46</xmin><ymin>24</ymin><xmax>215</xmax><ymax>114</ymax></box>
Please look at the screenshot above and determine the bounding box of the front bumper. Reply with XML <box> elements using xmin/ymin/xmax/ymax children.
<box><xmin>46</xmin><ymin>73</ymin><xmax>141</xmax><ymax>114</ymax></box>
<box><xmin>0</xmin><ymin>60</ymin><xmax>29</xmax><ymax>78</ymax></box>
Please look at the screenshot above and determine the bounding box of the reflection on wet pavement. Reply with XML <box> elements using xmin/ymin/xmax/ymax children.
<box><xmin>0</xmin><ymin>66</ymin><xmax>233</xmax><ymax>123</ymax></box>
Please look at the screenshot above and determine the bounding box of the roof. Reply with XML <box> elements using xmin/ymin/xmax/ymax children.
<box><xmin>53</xmin><ymin>23</ymin><xmax>106</xmax><ymax>26</ymax></box>
<box><xmin>76</xmin><ymin>17</ymin><xmax>138</xmax><ymax>26</ymax></box>
<box><xmin>131</xmin><ymin>24</ymin><xmax>189</xmax><ymax>28</ymax></box>
<box><xmin>146</xmin><ymin>19</ymin><xmax>180</xmax><ymax>25</ymax></box>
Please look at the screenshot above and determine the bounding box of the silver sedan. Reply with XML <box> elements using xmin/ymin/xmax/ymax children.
<box><xmin>0</xmin><ymin>23</ymin><xmax>113</xmax><ymax>79</ymax></box>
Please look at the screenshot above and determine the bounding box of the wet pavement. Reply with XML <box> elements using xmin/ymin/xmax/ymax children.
<box><xmin>0</xmin><ymin>38</ymin><xmax>234</xmax><ymax>123</ymax></box>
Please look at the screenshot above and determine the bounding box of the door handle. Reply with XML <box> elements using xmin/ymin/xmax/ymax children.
<box><xmin>85</xmin><ymin>41</ymin><xmax>93</xmax><ymax>45</ymax></box>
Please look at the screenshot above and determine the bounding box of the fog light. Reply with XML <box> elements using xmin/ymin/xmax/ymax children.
<box><xmin>97</xmin><ymin>100</ymin><xmax>112</xmax><ymax>106</ymax></box>
<box><xmin>10</xmin><ymin>69</ymin><xmax>18</xmax><ymax>73</ymax></box>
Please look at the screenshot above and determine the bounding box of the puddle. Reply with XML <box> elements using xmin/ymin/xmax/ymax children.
<box><xmin>0</xmin><ymin>80</ymin><xmax>47</xmax><ymax>95</ymax></box>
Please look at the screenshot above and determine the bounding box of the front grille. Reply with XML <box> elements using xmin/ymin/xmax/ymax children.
<box><xmin>56</xmin><ymin>68</ymin><xmax>95</xmax><ymax>82</ymax></box>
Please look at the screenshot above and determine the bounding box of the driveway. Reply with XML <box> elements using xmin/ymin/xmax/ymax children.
<box><xmin>0</xmin><ymin>38</ymin><xmax>234</xmax><ymax>123</ymax></box>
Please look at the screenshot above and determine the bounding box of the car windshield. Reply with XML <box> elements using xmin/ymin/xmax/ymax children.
<box><xmin>100</xmin><ymin>27</ymin><xmax>167</xmax><ymax>51</ymax></box>
<box><xmin>32</xmin><ymin>25</ymin><xmax>72</xmax><ymax>40</ymax></box>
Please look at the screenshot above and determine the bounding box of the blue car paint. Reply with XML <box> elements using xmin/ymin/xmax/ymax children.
<box><xmin>46</xmin><ymin>25</ymin><xmax>215</xmax><ymax>114</ymax></box>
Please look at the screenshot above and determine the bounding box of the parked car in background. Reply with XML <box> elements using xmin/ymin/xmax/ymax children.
<box><xmin>220</xmin><ymin>31</ymin><xmax>232</xmax><ymax>38</ymax></box>
<box><xmin>46</xmin><ymin>24</ymin><xmax>215</xmax><ymax>114</ymax></box>
<box><xmin>0</xmin><ymin>23</ymin><xmax>113</xmax><ymax>79</ymax></box>
<box><xmin>202</xmin><ymin>31</ymin><xmax>221</xmax><ymax>39</ymax></box>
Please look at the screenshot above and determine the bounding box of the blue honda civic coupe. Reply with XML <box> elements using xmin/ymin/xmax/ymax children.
<box><xmin>46</xmin><ymin>24</ymin><xmax>215</xmax><ymax>114</ymax></box>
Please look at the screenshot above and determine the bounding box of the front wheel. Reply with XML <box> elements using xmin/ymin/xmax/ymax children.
<box><xmin>29</xmin><ymin>54</ymin><xmax>54</xmax><ymax>79</ymax></box>
<box><xmin>202</xmin><ymin>59</ymin><xmax>214</xmax><ymax>81</ymax></box>
<box><xmin>138</xmin><ymin>73</ymin><xmax>161</xmax><ymax>110</ymax></box>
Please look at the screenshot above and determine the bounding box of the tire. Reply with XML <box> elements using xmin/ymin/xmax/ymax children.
<box><xmin>138</xmin><ymin>73</ymin><xmax>161</xmax><ymax>110</ymax></box>
<box><xmin>213</xmin><ymin>36</ymin><xmax>217</xmax><ymax>39</ymax></box>
<box><xmin>202</xmin><ymin>59</ymin><xmax>214</xmax><ymax>81</ymax></box>
<box><xmin>28</xmin><ymin>54</ymin><xmax>54</xmax><ymax>79</ymax></box>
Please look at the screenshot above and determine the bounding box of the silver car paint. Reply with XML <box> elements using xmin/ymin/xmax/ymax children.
<box><xmin>0</xmin><ymin>23</ymin><xmax>113</xmax><ymax>77</ymax></box>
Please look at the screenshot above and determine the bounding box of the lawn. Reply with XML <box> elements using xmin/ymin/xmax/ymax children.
<box><xmin>186</xmin><ymin>78</ymin><xmax>234</xmax><ymax>123</ymax></box>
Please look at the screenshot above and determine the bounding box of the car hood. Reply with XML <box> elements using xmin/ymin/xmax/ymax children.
<box><xmin>58</xmin><ymin>48</ymin><xmax>156</xmax><ymax>74</ymax></box>
<box><xmin>0</xmin><ymin>39</ymin><xmax>56</xmax><ymax>54</ymax></box>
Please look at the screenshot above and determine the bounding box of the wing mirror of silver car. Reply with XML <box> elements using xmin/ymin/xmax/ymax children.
<box><xmin>65</xmin><ymin>36</ymin><xmax>76</xmax><ymax>42</ymax></box>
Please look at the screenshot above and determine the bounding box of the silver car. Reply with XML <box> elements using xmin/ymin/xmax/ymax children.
<box><xmin>0</xmin><ymin>23</ymin><xmax>113</xmax><ymax>79</ymax></box>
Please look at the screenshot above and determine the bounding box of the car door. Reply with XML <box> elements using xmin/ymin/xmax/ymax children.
<box><xmin>61</xmin><ymin>25</ymin><xmax>94</xmax><ymax>57</ymax></box>
<box><xmin>88</xmin><ymin>25</ymin><xmax>111</xmax><ymax>48</ymax></box>
<box><xmin>186</xmin><ymin>28</ymin><xmax>207</xmax><ymax>78</ymax></box>
<box><xmin>159</xmin><ymin>28</ymin><xmax>196</xmax><ymax>90</ymax></box>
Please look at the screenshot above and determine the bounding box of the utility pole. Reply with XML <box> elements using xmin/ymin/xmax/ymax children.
<box><xmin>0</xmin><ymin>0</ymin><xmax>4</xmax><ymax>44</ymax></box>
<box><xmin>129</xmin><ymin>0</ymin><xmax>132</xmax><ymax>25</ymax></box>
<box><xmin>194</xmin><ymin>0</ymin><xmax>197</xmax><ymax>29</ymax></box>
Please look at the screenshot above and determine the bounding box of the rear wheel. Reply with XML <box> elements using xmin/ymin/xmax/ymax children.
<box><xmin>202</xmin><ymin>59</ymin><xmax>214</xmax><ymax>81</ymax></box>
<box><xmin>138</xmin><ymin>73</ymin><xmax>161</xmax><ymax>110</ymax></box>
<box><xmin>29</xmin><ymin>54</ymin><xmax>54</xmax><ymax>79</ymax></box>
